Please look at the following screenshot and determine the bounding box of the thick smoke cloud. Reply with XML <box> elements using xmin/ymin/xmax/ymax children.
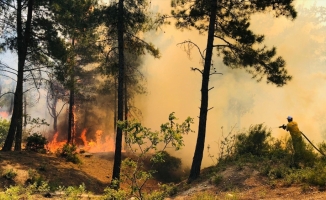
<box><xmin>136</xmin><ymin>0</ymin><xmax>326</xmax><ymax>168</ymax></box>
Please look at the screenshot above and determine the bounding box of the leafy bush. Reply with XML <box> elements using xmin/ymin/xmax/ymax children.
<box><xmin>56</xmin><ymin>144</ymin><xmax>81</xmax><ymax>164</ymax></box>
<box><xmin>26</xmin><ymin>168</ymin><xmax>46</xmax><ymax>188</ymax></box>
<box><xmin>102</xmin><ymin>187</ymin><xmax>127</xmax><ymax>200</ymax></box>
<box><xmin>210</xmin><ymin>174</ymin><xmax>223</xmax><ymax>186</ymax></box>
<box><xmin>25</xmin><ymin>133</ymin><xmax>48</xmax><ymax>152</ymax></box>
<box><xmin>58</xmin><ymin>183</ymin><xmax>90</xmax><ymax>199</ymax></box>
<box><xmin>0</xmin><ymin>118</ymin><xmax>10</xmax><ymax>147</ymax></box>
<box><xmin>304</xmin><ymin>161</ymin><xmax>326</xmax><ymax>187</ymax></box>
<box><xmin>117</xmin><ymin>112</ymin><xmax>193</xmax><ymax>199</ymax></box>
<box><xmin>151</xmin><ymin>151</ymin><xmax>183</xmax><ymax>183</ymax></box>
<box><xmin>235</xmin><ymin>124</ymin><xmax>271</xmax><ymax>156</ymax></box>
<box><xmin>0</xmin><ymin>182</ymin><xmax>49</xmax><ymax>199</ymax></box>
<box><xmin>213</xmin><ymin>123</ymin><xmax>326</xmax><ymax>191</ymax></box>
<box><xmin>2</xmin><ymin>168</ymin><xmax>17</xmax><ymax>180</ymax></box>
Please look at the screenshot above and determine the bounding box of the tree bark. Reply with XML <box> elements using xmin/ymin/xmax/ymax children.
<box><xmin>68</xmin><ymin>39</ymin><xmax>76</xmax><ymax>145</ymax></box>
<box><xmin>68</xmin><ymin>85</ymin><xmax>75</xmax><ymax>144</ymax></box>
<box><xmin>53</xmin><ymin>95</ymin><xmax>58</xmax><ymax>133</ymax></box>
<box><xmin>3</xmin><ymin>0</ymin><xmax>34</xmax><ymax>151</ymax></box>
<box><xmin>188</xmin><ymin>0</ymin><xmax>217</xmax><ymax>182</ymax></box>
<box><xmin>112</xmin><ymin>0</ymin><xmax>124</xmax><ymax>187</ymax></box>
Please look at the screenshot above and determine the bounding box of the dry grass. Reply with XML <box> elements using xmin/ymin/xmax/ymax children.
<box><xmin>1</xmin><ymin>151</ymin><xmax>326</xmax><ymax>199</ymax></box>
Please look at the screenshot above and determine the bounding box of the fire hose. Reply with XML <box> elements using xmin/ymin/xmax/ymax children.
<box><xmin>279</xmin><ymin>125</ymin><xmax>325</xmax><ymax>156</ymax></box>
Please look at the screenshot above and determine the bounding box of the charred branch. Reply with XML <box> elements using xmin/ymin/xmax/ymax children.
<box><xmin>191</xmin><ymin>67</ymin><xmax>203</xmax><ymax>74</ymax></box>
<box><xmin>177</xmin><ymin>40</ymin><xmax>205</xmax><ymax>60</ymax></box>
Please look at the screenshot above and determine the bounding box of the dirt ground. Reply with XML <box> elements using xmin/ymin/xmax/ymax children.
<box><xmin>167</xmin><ymin>165</ymin><xmax>326</xmax><ymax>200</ymax></box>
<box><xmin>0</xmin><ymin>151</ymin><xmax>114</xmax><ymax>194</ymax></box>
<box><xmin>1</xmin><ymin>151</ymin><xmax>326</xmax><ymax>199</ymax></box>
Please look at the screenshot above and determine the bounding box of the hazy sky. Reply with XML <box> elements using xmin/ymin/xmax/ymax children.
<box><xmin>135</xmin><ymin>0</ymin><xmax>326</xmax><ymax>167</ymax></box>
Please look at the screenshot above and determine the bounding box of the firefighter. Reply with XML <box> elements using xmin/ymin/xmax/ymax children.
<box><xmin>280</xmin><ymin>116</ymin><xmax>307</xmax><ymax>167</ymax></box>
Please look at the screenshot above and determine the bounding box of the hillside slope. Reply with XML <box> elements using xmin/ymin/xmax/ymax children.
<box><xmin>1</xmin><ymin>151</ymin><xmax>326</xmax><ymax>199</ymax></box>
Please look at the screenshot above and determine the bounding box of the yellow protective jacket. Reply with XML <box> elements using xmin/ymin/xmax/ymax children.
<box><xmin>286</xmin><ymin>121</ymin><xmax>302</xmax><ymax>139</ymax></box>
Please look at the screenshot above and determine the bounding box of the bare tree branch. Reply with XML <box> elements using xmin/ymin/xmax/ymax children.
<box><xmin>191</xmin><ymin>67</ymin><xmax>203</xmax><ymax>74</ymax></box>
<box><xmin>0</xmin><ymin>74</ymin><xmax>16</xmax><ymax>82</ymax></box>
<box><xmin>0</xmin><ymin>92</ymin><xmax>15</xmax><ymax>99</ymax></box>
<box><xmin>177</xmin><ymin>40</ymin><xmax>205</xmax><ymax>60</ymax></box>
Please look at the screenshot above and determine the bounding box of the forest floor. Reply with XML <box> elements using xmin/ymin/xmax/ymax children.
<box><xmin>1</xmin><ymin>151</ymin><xmax>326</xmax><ymax>199</ymax></box>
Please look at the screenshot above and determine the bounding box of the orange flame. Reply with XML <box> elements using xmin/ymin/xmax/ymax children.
<box><xmin>0</xmin><ymin>111</ymin><xmax>9</xmax><ymax>119</ymax></box>
<box><xmin>47</xmin><ymin>129</ymin><xmax>116</xmax><ymax>153</ymax></box>
<box><xmin>46</xmin><ymin>132</ymin><xmax>67</xmax><ymax>153</ymax></box>
<box><xmin>80</xmin><ymin>129</ymin><xmax>115</xmax><ymax>153</ymax></box>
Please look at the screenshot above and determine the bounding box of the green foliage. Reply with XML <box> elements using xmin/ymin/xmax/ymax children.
<box><xmin>235</xmin><ymin>124</ymin><xmax>271</xmax><ymax>156</ymax></box>
<box><xmin>0</xmin><ymin>182</ymin><xmax>49</xmax><ymax>199</ymax></box>
<box><xmin>216</xmin><ymin>128</ymin><xmax>237</xmax><ymax>162</ymax></box>
<box><xmin>210</xmin><ymin>174</ymin><xmax>223</xmax><ymax>186</ymax></box>
<box><xmin>267</xmin><ymin>138</ymin><xmax>292</xmax><ymax>162</ymax></box>
<box><xmin>56</xmin><ymin>144</ymin><xmax>81</xmax><ymax>164</ymax></box>
<box><xmin>171</xmin><ymin>0</ymin><xmax>297</xmax><ymax>86</ymax></box>
<box><xmin>0</xmin><ymin>185</ymin><xmax>28</xmax><ymax>200</ymax></box>
<box><xmin>2</xmin><ymin>168</ymin><xmax>17</xmax><ymax>180</ymax></box>
<box><xmin>302</xmin><ymin>161</ymin><xmax>326</xmax><ymax>187</ymax></box>
<box><xmin>57</xmin><ymin>183</ymin><xmax>89</xmax><ymax>200</ymax></box>
<box><xmin>23</xmin><ymin>117</ymin><xmax>50</xmax><ymax>148</ymax></box>
<box><xmin>25</xmin><ymin>133</ymin><xmax>48</xmax><ymax>152</ymax></box>
<box><xmin>151</xmin><ymin>151</ymin><xmax>183</xmax><ymax>182</ymax></box>
<box><xmin>102</xmin><ymin>187</ymin><xmax>127</xmax><ymax>200</ymax></box>
<box><xmin>210</xmin><ymin>123</ymin><xmax>326</xmax><ymax>194</ymax></box>
<box><xmin>26</xmin><ymin>169</ymin><xmax>47</xmax><ymax>189</ymax></box>
<box><xmin>117</xmin><ymin>112</ymin><xmax>193</xmax><ymax>199</ymax></box>
<box><xmin>119</xmin><ymin>112</ymin><xmax>193</xmax><ymax>154</ymax></box>
<box><xmin>0</xmin><ymin>118</ymin><xmax>10</xmax><ymax>147</ymax></box>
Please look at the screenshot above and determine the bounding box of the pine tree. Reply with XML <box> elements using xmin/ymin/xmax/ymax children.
<box><xmin>171</xmin><ymin>0</ymin><xmax>297</xmax><ymax>182</ymax></box>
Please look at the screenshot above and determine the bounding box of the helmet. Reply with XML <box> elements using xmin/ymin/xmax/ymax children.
<box><xmin>287</xmin><ymin>116</ymin><xmax>293</xmax><ymax>120</ymax></box>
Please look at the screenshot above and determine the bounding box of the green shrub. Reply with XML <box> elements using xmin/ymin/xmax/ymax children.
<box><xmin>0</xmin><ymin>185</ymin><xmax>26</xmax><ymax>199</ymax></box>
<box><xmin>117</xmin><ymin>112</ymin><xmax>193</xmax><ymax>198</ymax></box>
<box><xmin>102</xmin><ymin>187</ymin><xmax>127</xmax><ymax>200</ymax></box>
<box><xmin>26</xmin><ymin>168</ymin><xmax>46</xmax><ymax>188</ymax></box>
<box><xmin>56</xmin><ymin>144</ymin><xmax>81</xmax><ymax>164</ymax></box>
<box><xmin>267</xmin><ymin>165</ymin><xmax>290</xmax><ymax>180</ymax></box>
<box><xmin>25</xmin><ymin>133</ymin><xmax>48</xmax><ymax>152</ymax></box>
<box><xmin>305</xmin><ymin>161</ymin><xmax>326</xmax><ymax>187</ymax></box>
<box><xmin>210</xmin><ymin>174</ymin><xmax>223</xmax><ymax>186</ymax></box>
<box><xmin>151</xmin><ymin>151</ymin><xmax>183</xmax><ymax>183</ymax></box>
<box><xmin>59</xmin><ymin>183</ymin><xmax>89</xmax><ymax>199</ymax></box>
<box><xmin>0</xmin><ymin>118</ymin><xmax>10</xmax><ymax>147</ymax></box>
<box><xmin>2</xmin><ymin>168</ymin><xmax>17</xmax><ymax>180</ymax></box>
<box><xmin>235</xmin><ymin>124</ymin><xmax>271</xmax><ymax>156</ymax></box>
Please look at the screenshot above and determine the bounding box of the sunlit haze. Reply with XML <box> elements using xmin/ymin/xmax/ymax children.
<box><xmin>135</xmin><ymin>0</ymin><xmax>326</xmax><ymax>168</ymax></box>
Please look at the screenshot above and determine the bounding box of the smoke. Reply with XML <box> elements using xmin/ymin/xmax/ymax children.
<box><xmin>135</xmin><ymin>0</ymin><xmax>326</xmax><ymax>168</ymax></box>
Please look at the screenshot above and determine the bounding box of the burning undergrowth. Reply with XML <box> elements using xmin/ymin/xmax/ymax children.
<box><xmin>46</xmin><ymin>129</ymin><xmax>117</xmax><ymax>154</ymax></box>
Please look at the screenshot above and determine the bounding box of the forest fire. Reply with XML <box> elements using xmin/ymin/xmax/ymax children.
<box><xmin>46</xmin><ymin>132</ymin><xmax>67</xmax><ymax>153</ymax></box>
<box><xmin>0</xmin><ymin>111</ymin><xmax>9</xmax><ymax>119</ymax></box>
<box><xmin>46</xmin><ymin>129</ymin><xmax>116</xmax><ymax>153</ymax></box>
<box><xmin>80</xmin><ymin>129</ymin><xmax>115</xmax><ymax>153</ymax></box>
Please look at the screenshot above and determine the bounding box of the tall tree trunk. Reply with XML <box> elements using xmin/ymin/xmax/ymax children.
<box><xmin>3</xmin><ymin>0</ymin><xmax>34</xmax><ymax>151</ymax></box>
<box><xmin>68</xmin><ymin>86</ymin><xmax>75</xmax><ymax>144</ymax></box>
<box><xmin>23</xmin><ymin>94</ymin><xmax>27</xmax><ymax>127</ymax></box>
<box><xmin>123</xmin><ymin>73</ymin><xmax>128</xmax><ymax>151</ymax></box>
<box><xmin>68</xmin><ymin>39</ymin><xmax>76</xmax><ymax>145</ymax></box>
<box><xmin>188</xmin><ymin>0</ymin><xmax>217</xmax><ymax>182</ymax></box>
<box><xmin>53</xmin><ymin>95</ymin><xmax>58</xmax><ymax>133</ymax></box>
<box><xmin>112</xmin><ymin>0</ymin><xmax>124</xmax><ymax>186</ymax></box>
<box><xmin>114</xmin><ymin>77</ymin><xmax>117</xmax><ymax>136</ymax></box>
